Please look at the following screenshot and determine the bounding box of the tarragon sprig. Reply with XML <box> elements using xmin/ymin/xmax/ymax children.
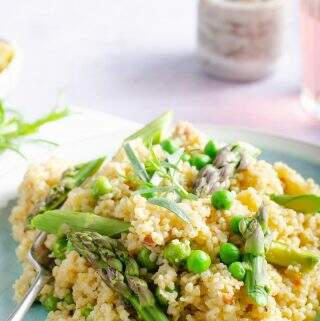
<box><xmin>123</xmin><ymin>141</ymin><xmax>192</xmax><ymax>223</ymax></box>
<box><xmin>0</xmin><ymin>100</ymin><xmax>70</xmax><ymax>158</ymax></box>
<box><xmin>145</xmin><ymin>146</ymin><xmax>195</xmax><ymax>200</ymax></box>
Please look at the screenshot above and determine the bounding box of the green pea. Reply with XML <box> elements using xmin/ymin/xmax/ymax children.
<box><xmin>52</xmin><ymin>238</ymin><xmax>68</xmax><ymax>260</ymax></box>
<box><xmin>63</xmin><ymin>292</ymin><xmax>74</xmax><ymax>305</ymax></box>
<box><xmin>91</xmin><ymin>176</ymin><xmax>113</xmax><ymax>199</ymax></box>
<box><xmin>80</xmin><ymin>304</ymin><xmax>94</xmax><ymax>317</ymax></box>
<box><xmin>219</xmin><ymin>243</ymin><xmax>241</xmax><ymax>265</ymax></box>
<box><xmin>186</xmin><ymin>250</ymin><xmax>211</xmax><ymax>274</ymax></box>
<box><xmin>181</xmin><ymin>153</ymin><xmax>191</xmax><ymax>163</ymax></box>
<box><xmin>228</xmin><ymin>261</ymin><xmax>246</xmax><ymax>281</ymax></box>
<box><xmin>230</xmin><ymin>215</ymin><xmax>244</xmax><ymax>235</ymax></box>
<box><xmin>163</xmin><ymin>241</ymin><xmax>191</xmax><ymax>266</ymax></box>
<box><xmin>204</xmin><ymin>140</ymin><xmax>219</xmax><ymax>159</ymax></box>
<box><xmin>137</xmin><ymin>247</ymin><xmax>158</xmax><ymax>271</ymax></box>
<box><xmin>211</xmin><ymin>190</ymin><xmax>233</xmax><ymax>210</ymax></box>
<box><xmin>43</xmin><ymin>294</ymin><xmax>59</xmax><ymax>311</ymax></box>
<box><xmin>155</xmin><ymin>286</ymin><xmax>177</xmax><ymax>306</ymax></box>
<box><xmin>191</xmin><ymin>154</ymin><xmax>211</xmax><ymax>170</ymax></box>
<box><xmin>161</xmin><ymin>139</ymin><xmax>179</xmax><ymax>155</ymax></box>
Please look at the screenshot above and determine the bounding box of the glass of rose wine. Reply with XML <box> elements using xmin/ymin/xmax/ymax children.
<box><xmin>300</xmin><ymin>0</ymin><xmax>320</xmax><ymax>117</ymax></box>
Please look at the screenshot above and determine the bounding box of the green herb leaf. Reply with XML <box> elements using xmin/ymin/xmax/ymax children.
<box><xmin>124</xmin><ymin>143</ymin><xmax>149</xmax><ymax>182</ymax></box>
<box><xmin>3</xmin><ymin>107</ymin><xmax>70</xmax><ymax>139</ymax></box>
<box><xmin>124</xmin><ymin>111</ymin><xmax>173</xmax><ymax>144</ymax></box>
<box><xmin>0</xmin><ymin>100</ymin><xmax>70</xmax><ymax>158</ymax></box>
<box><xmin>136</xmin><ymin>186</ymin><xmax>174</xmax><ymax>196</ymax></box>
<box><xmin>148</xmin><ymin>197</ymin><xmax>190</xmax><ymax>223</ymax></box>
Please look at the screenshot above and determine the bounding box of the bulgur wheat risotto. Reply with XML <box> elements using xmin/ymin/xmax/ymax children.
<box><xmin>9</xmin><ymin>113</ymin><xmax>320</xmax><ymax>321</ymax></box>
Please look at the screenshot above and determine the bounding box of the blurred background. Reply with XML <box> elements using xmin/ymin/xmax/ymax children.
<box><xmin>0</xmin><ymin>0</ymin><xmax>319</xmax><ymax>143</ymax></box>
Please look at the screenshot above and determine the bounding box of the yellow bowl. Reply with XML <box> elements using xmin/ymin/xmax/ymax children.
<box><xmin>0</xmin><ymin>39</ymin><xmax>22</xmax><ymax>98</ymax></box>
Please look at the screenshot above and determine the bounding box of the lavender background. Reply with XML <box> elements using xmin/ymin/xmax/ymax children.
<box><xmin>1</xmin><ymin>0</ymin><xmax>319</xmax><ymax>144</ymax></box>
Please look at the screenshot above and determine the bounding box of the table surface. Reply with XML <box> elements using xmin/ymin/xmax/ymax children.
<box><xmin>1</xmin><ymin>0</ymin><xmax>319</xmax><ymax>145</ymax></box>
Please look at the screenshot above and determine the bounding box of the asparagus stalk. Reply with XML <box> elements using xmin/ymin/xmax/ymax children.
<box><xmin>194</xmin><ymin>142</ymin><xmax>260</xmax><ymax>197</ymax></box>
<box><xmin>235</xmin><ymin>207</ymin><xmax>319</xmax><ymax>271</ymax></box>
<box><xmin>69</xmin><ymin>232</ymin><xmax>169</xmax><ymax>321</ymax></box>
<box><xmin>270</xmin><ymin>194</ymin><xmax>320</xmax><ymax>214</ymax></box>
<box><xmin>31</xmin><ymin>210</ymin><xmax>130</xmax><ymax>236</ymax></box>
<box><xmin>239</xmin><ymin>205</ymin><xmax>269</xmax><ymax>306</ymax></box>
<box><xmin>243</xmin><ymin>255</ymin><xmax>269</xmax><ymax>307</ymax></box>
<box><xmin>124</xmin><ymin>111</ymin><xmax>173</xmax><ymax>145</ymax></box>
<box><xmin>266</xmin><ymin>242</ymin><xmax>319</xmax><ymax>271</ymax></box>
<box><xmin>31</xmin><ymin>157</ymin><xmax>105</xmax><ymax>217</ymax></box>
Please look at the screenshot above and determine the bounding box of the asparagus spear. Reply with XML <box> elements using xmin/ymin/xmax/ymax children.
<box><xmin>69</xmin><ymin>232</ymin><xmax>169</xmax><ymax>321</ymax></box>
<box><xmin>31</xmin><ymin>210</ymin><xmax>130</xmax><ymax>236</ymax></box>
<box><xmin>234</xmin><ymin>207</ymin><xmax>319</xmax><ymax>271</ymax></box>
<box><xmin>266</xmin><ymin>242</ymin><xmax>319</xmax><ymax>271</ymax></box>
<box><xmin>239</xmin><ymin>205</ymin><xmax>269</xmax><ymax>306</ymax></box>
<box><xmin>124</xmin><ymin>111</ymin><xmax>173</xmax><ymax>145</ymax></box>
<box><xmin>270</xmin><ymin>194</ymin><xmax>320</xmax><ymax>214</ymax></box>
<box><xmin>31</xmin><ymin>157</ymin><xmax>105</xmax><ymax>217</ymax></box>
<box><xmin>194</xmin><ymin>142</ymin><xmax>260</xmax><ymax>197</ymax></box>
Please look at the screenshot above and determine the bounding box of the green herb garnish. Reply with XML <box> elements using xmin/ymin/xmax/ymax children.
<box><xmin>149</xmin><ymin>197</ymin><xmax>191</xmax><ymax>223</ymax></box>
<box><xmin>123</xmin><ymin>145</ymin><xmax>191</xmax><ymax>222</ymax></box>
<box><xmin>136</xmin><ymin>185</ymin><xmax>175</xmax><ymax>196</ymax></box>
<box><xmin>0</xmin><ymin>100</ymin><xmax>70</xmax><ymax>158</ymax></box>
<box><xmin>124</xmin><ymin>111</ymin><xmax>173</xmax><ymax>145</ymax></box>
<box><xmin>124</xmin><ymin>143</ymin><xmax>149</xmax><ymax>182</ymax></box>
<box><xmin>123</xmin><ymin>113</ymin><xmax>193</xmax><ymax>223</ymax></box>
<box><xmin>145</xmin><ymin>147</ymin><xmax>194</xmax><ymax>200</ymax></box>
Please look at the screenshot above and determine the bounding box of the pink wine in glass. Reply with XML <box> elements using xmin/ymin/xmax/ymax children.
<box><xmin>301</xmin><ymin>0</ymin><xmax>320</xmax><ymax>117</ymax></box>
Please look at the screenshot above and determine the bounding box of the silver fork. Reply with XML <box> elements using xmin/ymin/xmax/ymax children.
<box><xmin>7</xmin><ymin>232</ymin><xmax>53</xmax><ymax>321</ymax></box>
